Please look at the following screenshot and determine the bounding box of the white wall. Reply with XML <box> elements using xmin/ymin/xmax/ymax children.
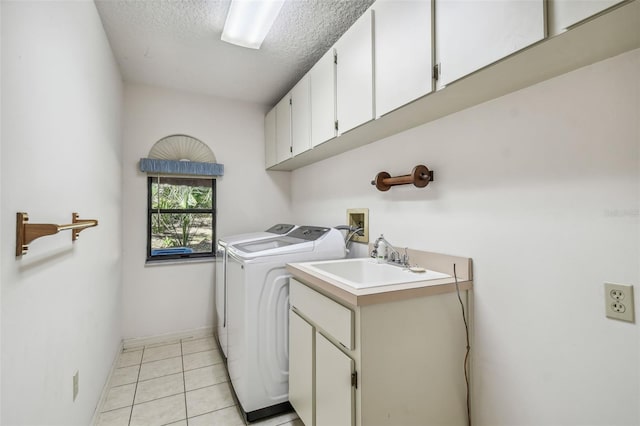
<box><xmin>122</xmin><ymin>83</ymin><xmax>292</xmax><ymax>339</ymax></box>
<box><xmin>0</xmin><ymin>2</ymin><xmax>3</xmax><ymax>421</ymax></box>
<box><xmin>1</xmin><ymin>1</ymin><xmax>123</xmax><ymax>425</ymax></box>
<box><xmin>291</xmin><ymin>49</ymin><xmax>640</xmax><ymax>425</ymax></box>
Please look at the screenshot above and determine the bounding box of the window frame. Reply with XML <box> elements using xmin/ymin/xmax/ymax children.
<box><xmin>146</xmin><ymin>176</ymin><xmax>216</xmax><ymax>262</ymax></box>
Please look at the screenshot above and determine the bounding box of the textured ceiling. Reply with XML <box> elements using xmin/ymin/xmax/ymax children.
<box><xmin>95</xmin><ymin>0</ymin><xmax>374</xmax><ymax>106</ymax></box>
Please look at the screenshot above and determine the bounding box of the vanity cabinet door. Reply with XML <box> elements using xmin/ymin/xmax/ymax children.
<box><xmin>374</xmin><ymin>0</ymin><xmax>433</xmax><ymax>117</ymax></box>
<box><xmin>335</xmin><ymin>8</ymin><xmax>374</xmax><ymax>135</ymax></box>
<box><xmin>548</xmin><ymin>0</ymin><xmax>624</xmax><ymax>36</ymax></box>
<box><xmin>310</xmin><ymin>49</ymin><xmax>337</xmax><ymax>147</ymax></box>
<box><xmin>275</xmin><ymin>93</ymin><xmax>292</xmax><ymax>164</ymax></box>
<box><xmin>291</xmin><ymin>73</ymin><xmax>312</xmax><ymax>156</ymax></box>
<box><xmin>289</xmin><ymin>310</ymin><xmax>315</xmax><ymax>426</ymax></box>
<box><xmin>435</xmin><ymin>0</ymin><xmax>545</xmax><ymax>88</ymax></box>
<box><xmin>315</xmin><ymin>332</ymin><xmax>354</xmax><ymax>426</ymax></box>
<box><xmin>264</xmin><ymin>106</ymin><xmax>277</xmax><ymax>168</ymax></box>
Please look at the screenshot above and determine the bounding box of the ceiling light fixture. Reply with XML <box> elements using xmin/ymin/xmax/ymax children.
<box><xmin>221</xmin><ymin>0</ymin><xmax>285</xmax><ymax>49</ymax></box>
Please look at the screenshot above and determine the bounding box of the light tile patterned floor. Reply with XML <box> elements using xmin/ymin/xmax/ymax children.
<box><xmin>95</xmin><ymin>336</ymin><xmax>302</xmax><ymax>426</ymax></box>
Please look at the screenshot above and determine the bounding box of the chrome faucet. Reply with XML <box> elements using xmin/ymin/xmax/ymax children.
<box><xmin>371</xmin><ymin>234</ymin><xmax>410</xmax><ymax>267</ymax></box>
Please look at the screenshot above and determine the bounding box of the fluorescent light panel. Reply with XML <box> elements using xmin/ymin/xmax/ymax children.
<box><xmin>221</xmin><ymin>0</ymin><xmax>285</xmax><ymax>49</ymax></box>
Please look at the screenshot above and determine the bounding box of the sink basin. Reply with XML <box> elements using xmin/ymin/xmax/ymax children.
<box><xmin>303</xmin><ymin>258</ymin><xmax>451</xmax><ymax>289</ymax></box>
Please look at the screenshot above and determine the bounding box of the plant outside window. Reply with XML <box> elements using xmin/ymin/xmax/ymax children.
<box><xmin>148</xmin><ymin>176</ymin><xmax>215</xmax><ymax>260</ymax></box>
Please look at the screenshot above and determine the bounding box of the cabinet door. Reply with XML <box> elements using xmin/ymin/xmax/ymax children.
<box><xmin>291</xmin><ymin>73</ymin><xmax>312</xmax><ymax>156</ymax></box>
<box><xmin>316</xmin><ymin>332</ymin><xmax>354</xmax><ymax>426</ymax></box>
<box><xmin>548</xmin><ymin>0</ymin><xmax>623</xmax><ymax>36</ymax></box>
<box><xmin>275</xmin><ymin>93</ymin><xmax>292</xmax><ymax>164</ymax></box>
<box><xmin>264</xmin><ymin>106</ymin><xmax>277</xmax><ymax>168</ymax></box>
<box><xmin>289</xmin><ymin>311</ymin><xmax>314</xmax><ymax>426</ymax></box>
<box><xmin>374</xmin><ymin>0</ymin><xmax>433</xmax><ymax>117</ymax></box>
<box><xmin>335</xmin><ymin>9</ymin><xmax>374</xmax><ymax>135</ymax></box>
<box><xmin>435</xmin><ymin>0</ymin><xmax>545</xmax><ymax>88</ymax></box>
<box><xmin>310</xmin><ymin>49</ymin><xmax>337</xmax><ymax>147</ymax></box>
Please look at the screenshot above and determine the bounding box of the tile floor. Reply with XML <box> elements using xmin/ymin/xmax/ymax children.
<box><xmin>95</xmin><ymin>336</ymin><xmax>301</xmax><ymax>426</ymax></box>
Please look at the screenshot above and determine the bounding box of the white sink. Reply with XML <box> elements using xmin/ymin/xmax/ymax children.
<box><xmin>304</xmin><ymin>258</ymin><xmax>451</xmax><ymax>289</ymax></box>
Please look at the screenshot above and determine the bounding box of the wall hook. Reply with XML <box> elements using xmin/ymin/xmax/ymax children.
<box><xmin>371</xmin><ymin>164</ymin><xmax>434</xmax><ymax>191</ymax></box>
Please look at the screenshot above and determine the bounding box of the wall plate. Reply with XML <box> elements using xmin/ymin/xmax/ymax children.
<box><xmin>604</xmin><ymin>283</ymin><xmax>635</xmax><ymax>323</ymax></box>
<box><xmin>73</xmin><ymin>370</ymin><xmax>79</xmax><ymax>401</ymax></box>
<box><xmin>347</xmin><ymin>208</ymin><xmax>369</xmax><ymax>243</ymax></box>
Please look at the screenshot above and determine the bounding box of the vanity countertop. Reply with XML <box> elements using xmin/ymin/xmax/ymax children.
<box><xmin>286</xmin><ymin>248</ymin><xmax>473</xmax><ymax>307</ymax></box>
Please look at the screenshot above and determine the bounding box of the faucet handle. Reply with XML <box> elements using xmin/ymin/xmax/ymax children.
<box><xmin>402</xmin><ymin>247</ymin><xmax>410</xmax><ymax>266</ymax></box>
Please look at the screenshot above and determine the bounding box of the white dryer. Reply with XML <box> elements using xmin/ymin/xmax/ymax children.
<box><xmin>215</xmin><ymin>224</ymin><xmax>296</xmax><ymax>357</ymax></box>
<box><xmin>226</xmin><ymin>226</ymin><xmax>346</xmax><ymax>422</ymax></box>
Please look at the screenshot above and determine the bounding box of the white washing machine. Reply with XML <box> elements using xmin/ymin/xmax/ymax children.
<box><xmin>215</xmin><ymin>224</ymin><xmax>296</xmax><ymax>357</ymax></box>
<box><xmin>226</xmin><ymin>226</ymin><xmax>346</xmax><ymax>422</ymax></box>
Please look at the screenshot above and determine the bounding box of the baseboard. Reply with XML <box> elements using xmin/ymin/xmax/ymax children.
<box><xmin>90</xmin><ymin>339</ymin><xmax>124</xmax><ymax>425</ymax></box>
<box><xmin>122</xmin><ymin>326</ymin><xmax>214</xmax><ymax>350</ymax></box>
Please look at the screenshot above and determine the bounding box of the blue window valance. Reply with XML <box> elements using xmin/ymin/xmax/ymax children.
<box><xmin>139</xmin><ymin>158</ymin><xmax>224</xmax><ymax>177</ymax></box>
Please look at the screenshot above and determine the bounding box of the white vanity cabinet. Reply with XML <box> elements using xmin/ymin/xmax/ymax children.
<box><xmin>289</xmin><ymin>311</ymin><xmax>315</xmax><ymax>426</ymax></box>
<box><xmin>275</xmin><ymin>93</ymin><xmax>292</xmax><ymax>164</ymax></box>
<box><xmin>289</xmin><ymin>277</ymin><xmax>469</xmax><ymax>426</ymax></box>
<box><xmin>315</xmin><ymin>332</ymin><xmax>355</xmax><ymax>426</ymax></box>
<box><xmin>335</xmin><ymin>8</ymin><xmax>374</xmax><ymax>135</ymax></box>
<box><xmin>373</xmin><ymin>0</ymin><xmax>433</xmax><ymax>117</ymax></box>
<box><xmin>291</xmin><ymin>73</ymin><xmax>312</xmax><ymax>156</ymax></box>
<box><xmin>264</xmin><ymin>106</ymin><xmax>277</xmax><ymax>168</ymax></box>
<box><xmin>548</xmin><ymin>0</ymin><xmax>624</xmax><ymax>36</ymax></box>
<box><xmin>435</xmin><ymin>0</ymin><xmax>545</xmax><ymax>87</ymax></box>
<box><xmin>290</xmin><ymin>279</ymin><xmax>355</xmax><ymax>426</ymax></box>
<box><xmin>310</xmin><ymin>49</ymin><xmax>337</xmax><ymax>147</ymax></box>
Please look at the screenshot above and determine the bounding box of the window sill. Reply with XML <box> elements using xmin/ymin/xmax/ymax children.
<box><xmin>145</xmin><ymin>257</ymin><xmax>215</xmax><ymax>267</ymax></box>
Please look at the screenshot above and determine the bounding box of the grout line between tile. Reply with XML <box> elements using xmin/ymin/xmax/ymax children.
<box><xmin>181</xmin><ymin>338</ymin><xmax>189</xmax><ymax>426</ymax></box>
<box><xmin>128</xmin><ymin>346</ymin><xmax>145</xmax><ymax>426</ymax></box>
<box><xmin>136</xmin><ymin>370</ymin><xmax>183</xmax><ymax>385</ymax></box>
<box><xmin>181</xmin><ymin>346</ymin><xmax>221</xmax><ymax>357</ymax></box>
<box><xmin>140</xmin><ymin>349</ymin><xmax>184</xmax><ymax>365</ymax></box>
<box><xmin>133</xmin><ymin>390</ymin><xmax>186</xmax><ymax>407</ymax></box>
<box><xmin>182</xmin><ymin>379</ymin><xmax>229</xmax><ymax>394</ymax></box>
<box><xmin>183</xmin><ymin>361</ymin><xmax>224</xmax><ymax>373</ymax></box>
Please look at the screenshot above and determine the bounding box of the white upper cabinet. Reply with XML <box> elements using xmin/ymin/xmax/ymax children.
<box><xmin>275</xmin><ymin>93</ymin><xmax>292</xmax><ymax>164</ymax></box>
<box><xmin>374</xmin><ymin>0</ymin><xmax>433</xmax><ymax>117</ymax></box>
<box><xmin>335</xmin><ymin>8</ymin><xmax>374</xmax><ymax>135</ymax></box>
<box><xmin>264</xmin><ymin>0</ymin><xmax>635</xmax><ymax>170</ymax></box>
<box><xmin>264</xmin><ymin>106</ymin><xmax>277</xmax><ymax>168</ymax></box>
<box><xmin>311</xmin><ymin>49</ymin><xmax>337</xmax><ymax>147</ymax></box>
<box><xmin>291</xmin><ymin>73</ymin><xmax>312</xmax><ymax>156</ymax></box>
<box><xmin>548</xmin><ymin>0</ymin><xmax>624</xmax><ymax>36</ymax></box>
<box><xmin>435</xmin><ymin>0</ymin><xmax>545</xmax><ymax>88</ymax></box>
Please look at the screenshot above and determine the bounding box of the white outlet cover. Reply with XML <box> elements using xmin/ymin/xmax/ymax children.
<box><xmin>604</xmin><ymin>283</ymin><xmax>635</xmax><ymax>323</ymax></box>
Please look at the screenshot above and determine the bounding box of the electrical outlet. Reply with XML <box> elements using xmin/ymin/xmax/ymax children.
<box><xmin>604</xmin><ymin>283</ymin><xmax>635</xmax><ymax>323</ymax></box>
<box><xmin>73</xmin><ymin>371</ymin><xmax>79</xmax><ymax>401</ymax></box>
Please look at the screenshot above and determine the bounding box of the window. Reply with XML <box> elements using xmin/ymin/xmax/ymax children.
<box><xmin>147</xmin><ymin>176</ymin><xmax>215</xmax><ymax>261</ymax></box>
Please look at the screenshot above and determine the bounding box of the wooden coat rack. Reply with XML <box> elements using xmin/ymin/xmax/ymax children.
<box><xmin>371</xmin><ymin>164</ymin><xmax>434</xmax><ymax>192</ymax></box>
<box><xmin>16</xmin><ymin>212</ymin><xmax>98</xmax><ymax>256</ymax></box>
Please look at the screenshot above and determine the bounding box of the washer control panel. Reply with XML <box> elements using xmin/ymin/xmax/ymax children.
<box><xmin>266</xmin><ymin>223</ymin><xmax>295</xmax><ymax>234</ymax></box>
<box><xmin>288</xmin><ymin>226</ymin><xmax>331</xmax><ymax>241</ymax></box>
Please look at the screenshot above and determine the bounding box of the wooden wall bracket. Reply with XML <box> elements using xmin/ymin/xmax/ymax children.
<box><xmin>16</xmin><ymin>212</ymin><xmax>99</xmax><ymax>257</ymax></box>
<box><xmin>371</xmin><ymin>164</ymin><xmax>434</xmax><ymax>192</ymax></box>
